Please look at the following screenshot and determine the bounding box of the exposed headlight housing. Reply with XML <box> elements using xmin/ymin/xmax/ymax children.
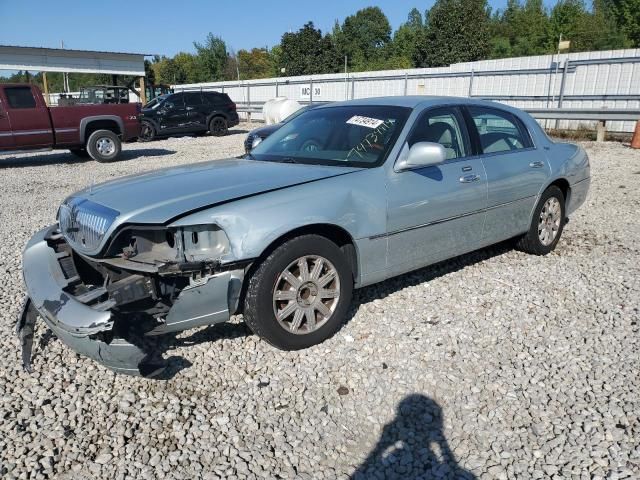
<box><xmin>105</xmin><ymin>224</ymin><xmax>230</xmax><ymax>266</ymax></box>
<box><xmin>251</xmin><ymin>136</ymin><xmax>263</xmax><ymax>149</ymax></box>
<box><xmin>181</xmin><ymin>225</ymin><xmax>230</xmax><ymax>262</ymax></box>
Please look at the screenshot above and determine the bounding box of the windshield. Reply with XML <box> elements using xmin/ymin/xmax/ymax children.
<box><xmin>250</xmin><ymin>105</ymin><xmax>411</xmax><ymax>168</ymax></box>
<box><xmin>143</xmin><ymin>97</ymin><xmax>164</xmax><ymax>110</ymax></box>
<box><xmin>281</xmin><ymin>105</ymin><xmax>314</xmax><ymax>123</ymax></box>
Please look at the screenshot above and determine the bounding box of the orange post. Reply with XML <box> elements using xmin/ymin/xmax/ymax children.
<box><xmin>631</xmin><ymin>121</ymin><xmax>640</xmax><ymax>149</ymax></box>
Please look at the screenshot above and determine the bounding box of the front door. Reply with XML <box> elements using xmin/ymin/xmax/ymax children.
<box><xmin>3</xmin><ymin>85</ymin><xmax>53</xmax><ymax>148</ymax></box>
<box><xmin>465</xmin><ymin>106</ymin><xmax>550</xmax><ymax>242</ymax></box>
<box><xmin>158</xmin><ymin>93</ymin><xmax>189</xmax><ymax>132</ymax></box>
<box><xmin>386</xmin><ymin>106</ymin><xmax>488</xmax><ymax>277</ymax></box>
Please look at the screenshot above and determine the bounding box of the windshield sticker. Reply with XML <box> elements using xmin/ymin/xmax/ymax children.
<box><xmin>346</xmin><ymin>115</ymin><xmax>385</xmax><ymax>129</ymax></box>
<box><xmin>347</xmin><ymin>119</ymin><xmax>394</xmax><ymax>160</ymax></box>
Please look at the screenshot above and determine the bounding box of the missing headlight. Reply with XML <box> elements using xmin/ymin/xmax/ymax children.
<box><xmin>181</xmin><ymin>225</ymin><xmax>230</xmax><ymax>262</ymax></box>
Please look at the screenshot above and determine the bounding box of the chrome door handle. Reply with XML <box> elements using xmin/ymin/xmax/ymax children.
<box><xmin>529</xmin><ymin>161</ymin><xmax>544</xmax><ymax>168</ymax></box>
<box><xmin>460</xmin><ymin>174</ymin><xmax>480</xmax><ymax>183</ymax></box>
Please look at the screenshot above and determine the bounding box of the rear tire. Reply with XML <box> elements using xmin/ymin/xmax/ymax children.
<box><xmin>139</xmin><ymin>121</ymin><xmax>156</xmax><ymax>142</ymax></box>
<box><xmin>243</xmin><ymin>235</ymin><xmax>354</xmax><ymax>350</ymax></box>
<box><xmin>209</xmin><ymin>116</ymin><xmax>228</xmax><ymax>137</ymax></box>
<box><xmin>86</xmin><ymin>129</ymin><xmax>121</xmax><ymax>163</ymax></box>
<box><xmin>516</xmin><ymin>185</ymin><xmax>566</xmax><ymax>255</ymax></box>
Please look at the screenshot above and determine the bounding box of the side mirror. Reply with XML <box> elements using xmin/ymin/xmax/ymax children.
<box><xmin>396</xmin><ymin>142</ymin><xmax>447</xmax><ymax>171</ymax></box>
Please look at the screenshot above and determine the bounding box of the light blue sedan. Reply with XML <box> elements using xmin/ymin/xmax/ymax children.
<box><xmin>19</xmin><ymin>97</ymin><xmax>590</xmax><ymax>375</ymax></box>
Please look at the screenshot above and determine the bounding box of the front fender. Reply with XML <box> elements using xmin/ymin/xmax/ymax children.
<box><xmin>169</xmin><ymin>168</ymin><xmax>388</xmax><ymax>285</ymax></box>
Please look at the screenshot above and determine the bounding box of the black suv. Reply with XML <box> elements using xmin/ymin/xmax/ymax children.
<box><xmin>139</xmin><ymin>91</ymin><xmax>239</xmax><ymax>141</ymax></box>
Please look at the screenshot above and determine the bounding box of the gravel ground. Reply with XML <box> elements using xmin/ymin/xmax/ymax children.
<box><xmin>0</xmin><ymin>128</ymin><xmax>638</xmax><ymax>479</ymax></box>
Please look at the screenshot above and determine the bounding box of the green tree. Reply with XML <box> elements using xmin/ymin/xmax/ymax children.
<box><xmin>608</xmin><ymin>0</ymin><xmax>640</xmax><ymax>46</ymax></box>
<box><xmin>424</xmin><ymin>0</ymin><xmax>491</xmax><ymax>67</ymax></box>
<box><xmin>489</xmin><ymin>0</ymin><xmax>551</xmax><ymax>57</ymax></box>
<box><xmin>393</xmin><ymin>8</ymin><xmax>427</xmax><ymax>67</ymax></box>
<box><xmin>336</xmin><ymin>7</ymin><xmax>393</xmax><ymax>70</ymax></box>
<box><xmin>193</xmin><ymin>33</ymin><xmax>228</xmax><ymax>81</ymax></box>
<box><xmin>237</xmin><ymin>48</ymin><xmax>275</xmax><ymax>79</ymax></box>
<box><xmin>279</xmin><ymin>22</ymin><xmax>340</xmax><ymax>75</ymax></box>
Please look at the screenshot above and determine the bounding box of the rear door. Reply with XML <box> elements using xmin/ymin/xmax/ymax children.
<box><xmin>0</xmin><ymin>95</ymin><xmax>14</xmax><ymax>149</ymax></box>
<box><xmin>184</xmin><ymin>92</ymin><xmax>207</xmax><ymax>130</ymax></box>
<box><xmin>3</xmin><ymin>86</ymin><xmax>53</xmax><ymax>148</ymax></box>
<box><xmin>465</xmin><ymin>106</ymin><xmax>550</xmax><ymax>242</ymax></box>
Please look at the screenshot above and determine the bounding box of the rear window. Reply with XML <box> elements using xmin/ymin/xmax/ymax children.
<box><xmin>204</xmin><ymin>92</ymin><xmax>231</xmax><ymax>105</ymax></box>
<box><xmin>5</xmin><ymin>87</ymin><xmax>36</xmax><ymax>109</ymax></box>
<box><xmin>185</xmin><ymin>92</ymin><xmax>202</xmax><ymax>106</ymax></box>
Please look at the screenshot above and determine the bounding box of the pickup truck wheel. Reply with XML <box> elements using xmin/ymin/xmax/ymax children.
<box><xmin>139</xmin><ymin>121</ymin><xmax>156</xmax><ymax>142</ymax></box>
<box><xmin>68</xmin><ymin>148</ymin><xmax>90</xmax><ymax>158</ymax></box>
<box><xmin>87</xmin><ymin>130</ymin><xmax>121</xmax><ymax>163</ymax></box>
<box><xmin>516</xmin><ymin>185</ymin><xmax>566</xmax><ymax>255</ymax></box>
<box><xmin>243</xmin><ymin>235</ymin><xmax>353</xmax><ymax>350</ymax></box>
<box><xmin>209</xmin><ymin>117</ymin><xmax>228</xmax><ymax>137</ymax></box>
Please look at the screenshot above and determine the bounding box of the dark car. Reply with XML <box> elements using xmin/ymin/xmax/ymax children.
<box><xmin>139</xmin><ymin>91</ymin><xmax>239</xmax><ymax>141</ymax></box>
<box><xmin>244</xmin><ymin>104</ymin><xmax>325</xmax><ymax>153</ymax></box>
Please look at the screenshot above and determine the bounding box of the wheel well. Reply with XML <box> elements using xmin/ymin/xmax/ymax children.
<box><xmin>85</xmin><ymin>120</ymin><xmax>121</xmax><ymax>141</ymax></box>
<box><xmin>259</xmin><ymin>224</ymin><xmax>358</xmax><ymax>280</ymax></box>
<box><xmin>209</xmin><ymin>114</ymin><xmax>227</xmax><ymax>124</ymax></box>
<box><xmin>549</xmin><ymin>178</ymin><xmax>570</xmax><ymax>203</ymax></box>
<box><xmin>235</xmin><ymin>224</ymin><xmax>358</xmax><ymax>315</ymax></box>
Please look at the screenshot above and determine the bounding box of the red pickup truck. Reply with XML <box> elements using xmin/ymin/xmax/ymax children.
<box><xmin>0</xmin><ymin>83</ymin><xmax>140</xmax><ymax>162</ymax></box>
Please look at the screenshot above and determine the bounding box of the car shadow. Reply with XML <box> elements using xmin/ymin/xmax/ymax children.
<box><xmin>350</xmin><ymin>394</ymin><xmax>476</xmax><ymax>479</ymax></box>
<box><xmin>135</xmin><ymin>240</ymin><xmax>515</xmax><ymax>380</ymax></box>
<box><xmin>0</xmin><ymin>148</ymin><xmax>176</xmax><ymax>168</ymax></box>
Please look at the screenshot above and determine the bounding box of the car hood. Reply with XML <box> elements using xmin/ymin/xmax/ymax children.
<box><xmin>73</xmin><ymin>158</ymin><xmax>361</xmax><ymax>225</ymax></box>
<box><xmin>249</xmin><ymin>123</ymin><xmax>283</xmax><ymax>138</ymax></box>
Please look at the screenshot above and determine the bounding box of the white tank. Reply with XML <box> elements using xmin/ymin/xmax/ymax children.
<box><xmin>263</xmin><ymin>97</ymin><xmax>301</xmax><ymax>125</ymax></box>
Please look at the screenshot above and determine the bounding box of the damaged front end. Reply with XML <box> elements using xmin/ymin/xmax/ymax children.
<box><xmin>18</xmin><ymin>224</ymin><xmax>246</xmax><ymax>376</ymax></box>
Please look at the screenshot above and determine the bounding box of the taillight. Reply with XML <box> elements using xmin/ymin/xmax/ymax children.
<box><xmin>230</xmin><ymin>102</ymin><xmax>236</xmax><ymax>111</ymax></box>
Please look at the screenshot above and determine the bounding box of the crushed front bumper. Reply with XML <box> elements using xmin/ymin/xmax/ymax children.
<box><xmin>18</xmin><ymin>226</ymin><xmax>240</xmax><ymax>376</ymax></box>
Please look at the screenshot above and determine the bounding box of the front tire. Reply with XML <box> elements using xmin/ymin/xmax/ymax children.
<box><xmin>517</xmin><ymin>185</ymin><xmax>566</xmax><ymax>255</ymax></box>
<box><xmin>86</xmin><ymin>129</ymin><xmax>121</xmax><ymax>163</ymax></box>
<box><xmin>139</xmin><ymin>121</ymin><xmax>156</xmax><ymax>142</ymax></box>
<box><xmin>243</xmin><ymin>235</ymin><xmax>354</xmax><ymax>350</ymax></box>
<box><xmin>209</xmin><ymin>116</ymin><xmax>228</xmax><ymax>137</ymax></box>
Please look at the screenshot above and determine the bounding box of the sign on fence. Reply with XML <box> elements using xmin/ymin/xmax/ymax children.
<box><xmin>300</xmin><ymin>85</ymin><xmax>321</xmax><ymax>100</ymax></box>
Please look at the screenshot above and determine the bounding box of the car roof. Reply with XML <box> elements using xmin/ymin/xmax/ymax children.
<box><xmin>316</xmin><ymin>95</ymin><xmax>519</xmax><ymax>113</ymax></box>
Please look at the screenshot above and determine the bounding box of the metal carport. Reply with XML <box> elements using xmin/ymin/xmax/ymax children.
<box><xmin>0</xmin><ymin>45</ymin><xmax>150</xmax><ymax>103</ymax></box>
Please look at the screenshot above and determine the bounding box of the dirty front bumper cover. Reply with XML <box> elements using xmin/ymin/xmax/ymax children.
<box><xmin>18</xmin><ymin>226</ymin><xmax>236</xmax><ymax>376</ymax></box>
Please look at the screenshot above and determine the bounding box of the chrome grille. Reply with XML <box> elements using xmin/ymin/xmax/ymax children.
<box><xmin>58</xmin><ymin>198</ymin><xmax>119</xmax><ymax>253</ymax></box>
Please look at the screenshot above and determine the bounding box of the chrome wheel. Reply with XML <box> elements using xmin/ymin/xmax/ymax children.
<box><xmin>538</xmin><ymin>197</ymin><xmax>561</xmax><ymax>246</ymax></box>
<box><xmin>96</xmin><ymin>137</ymin><xmax>116</xmax><ymax>156</ymax></box>
<box><xmin>272</xmin><ymin>255</ymin><xmax>341</xmax><ymax>335</ymax></box>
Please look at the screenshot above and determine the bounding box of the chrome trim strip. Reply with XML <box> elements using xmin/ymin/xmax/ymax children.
<box><xmin>371</xmin><ymin>195</ymin><xmax>537</xmax><ymax>240</ymax></box>
<box><xmin>0</xmin><ymin>132</ymin><xmax>12</xmax><ymax>137</ymax></box>
<box><xmin>13</xmin><ymin>129</ymin><xmax>52</xmax><ymax>136</ymax></box>
<box><xmin>55</xmin><ymin>128</ymin><xmax>78</xmax><ymax>133</ymax></box>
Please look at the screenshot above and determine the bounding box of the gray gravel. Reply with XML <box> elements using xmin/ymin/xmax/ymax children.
<box><xmin>0</xmin><ymin>129</ymin><xmax>638</xmax><ymax>479</ymax></box>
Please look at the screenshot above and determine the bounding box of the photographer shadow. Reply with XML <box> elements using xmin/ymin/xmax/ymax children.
<box><xmin>351</xmin><ymin>394</ymin><xmax>476</xmax><ymax>480</ymax></box>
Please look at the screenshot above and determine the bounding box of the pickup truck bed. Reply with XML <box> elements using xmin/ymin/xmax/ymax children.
<box><xmin>0</xmin><ymin>83</ymin><xmax>140</xmax><ymax>162</ymax></box>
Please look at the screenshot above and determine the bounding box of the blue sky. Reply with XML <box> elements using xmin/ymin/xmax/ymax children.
<box><xmin>1</xmin><ymin>0</ymin><xmax>545</xmax><ymax>57</ymax></box>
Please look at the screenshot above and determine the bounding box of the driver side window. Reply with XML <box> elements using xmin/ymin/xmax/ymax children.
<box><xmin>468</xmin><ymin>107</ymin><xmax>531</xmax><ymax>154</ymax></box>
<box><xmin>407</xmin><ymin>107</ymin><xmax>467</xmax><ymax>160</ymax></box>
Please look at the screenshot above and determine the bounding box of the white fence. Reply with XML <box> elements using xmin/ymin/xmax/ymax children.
<box><xmin>173</xmin><ymin>48</ymin><xmax>640</xmax><ymax>132</ymax></box>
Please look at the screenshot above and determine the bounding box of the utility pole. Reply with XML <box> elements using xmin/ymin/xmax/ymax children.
<box><xmin>344</xmin><ymin>56</ymin><xmax>348</xmax><ymax>100</ymax></box>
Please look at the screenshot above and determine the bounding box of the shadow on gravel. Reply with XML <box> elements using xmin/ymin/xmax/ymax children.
<box><xmin>141</xmin><ymin>322</ymin><xmax>253</xmax><ymax>380</ymax></box>
<box><xmin>0</xmin><ymin>148</ymin><xmax>176</xmax><ymax>168</ymax></box>
<box><xmin>351</xmin><ymin>394</ymin><xmax>476</xmax><ymax>480</ymax></box>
